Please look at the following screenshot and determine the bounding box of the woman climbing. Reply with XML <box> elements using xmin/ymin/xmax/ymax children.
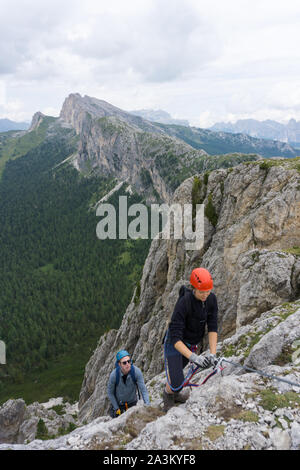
<box><xmin>163</xmin><ymin>267</ymin><xmax>218</xmax><ymax>411</ymax></box>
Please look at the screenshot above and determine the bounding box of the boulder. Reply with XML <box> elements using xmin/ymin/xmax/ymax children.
<box><xmin>0</xmin><ymin>399</ymin><xmax>26</xmax><ymax>443</ymax></box>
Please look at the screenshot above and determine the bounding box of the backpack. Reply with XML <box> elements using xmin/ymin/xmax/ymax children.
<box><xmin>114</xmin><ymin>362</ymin><xmax>141</xmax><ymax>400</ymax></box>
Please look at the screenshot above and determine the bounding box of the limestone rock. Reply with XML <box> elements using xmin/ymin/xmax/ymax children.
<box><xmin>0</xmin><ymin>399</ymin><xmax>26</xmax><ymax>443</ymax></box>
<box><xmin>291</xmin><ymin>422</ymin><xmax>300</xmax><ymax>450</ymax></box>
<box><xmin>28</xmin><ymin>112</ymin><xmax>45</xmax><ymax>132</ymax></box>
<box><xmin>245</xmin><ymin>309</ymin><xmax>300</xmax><ymax>369</ymax></box>
<box><xmin>236</xmin><ymin>250</ymin><xmax>296</xmax><ymax>327</ymax></box>
<box><xmin>269</xmin><ymin>427</ymin><xmax>291</xmax><ymax>450</ymax></box>
<box><xmin>0</xmin><ymin>398</ymin><xmax>77</xmax><ymax>444</ymax></box>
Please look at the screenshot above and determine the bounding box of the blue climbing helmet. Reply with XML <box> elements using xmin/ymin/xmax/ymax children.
<box><xmin>116</xmin><ymin>350</ymin><xmax>131</xmax><ymax>362</ymax></box>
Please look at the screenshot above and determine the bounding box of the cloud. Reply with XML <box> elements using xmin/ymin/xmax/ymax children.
<box><xmin>63</xmin><ymin>0</ymin><xmax>221</xmax><ymax>83</ymax></box>
<box><xmin>0</xmin><ymin>0</ymin><xmax>221</xmax><ymax>84</ymax></box>
<box><xmin>0</xmin><ymin>0</ymin><xmax>86</xmax><ymax>76</ymax></box>
<box><xmin>1</xmin><ymin>0</ymin><xmax>300</xmax><ymax>126</ymax></box>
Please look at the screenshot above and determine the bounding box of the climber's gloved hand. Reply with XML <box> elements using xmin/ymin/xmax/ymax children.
<box><xmin>208</xmin><ymin>353</ymin><xmax>219</xmax><ymax>368</ymax></box>
<box><xmin>189</xmin><ymin>352</ymin><xmax>211</xmax><ymax>369</ymax></box>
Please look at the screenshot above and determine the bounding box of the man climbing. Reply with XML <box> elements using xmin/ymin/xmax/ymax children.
<box><xmin>107</xmin><ymin>350</ymin><xmax>150</xmax><ymax>418</ymax></box>
<box><xmin>163</xmin><ymin>267</ymin><xmax>218</xmax><ymax>411</ymax></box>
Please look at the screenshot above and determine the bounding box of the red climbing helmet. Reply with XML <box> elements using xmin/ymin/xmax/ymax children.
<box><xmin>190</xmin><ymin>268</ymin><xmax>213</xmax><ymax>291</ymax></box>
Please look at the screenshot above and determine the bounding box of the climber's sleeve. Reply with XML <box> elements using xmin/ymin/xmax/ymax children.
<box><xmin>107</xmin><ymin>370</ymin><xmax>119</xmax><ymax>410</ymax></box>
<box><xmin>135</xmin><ymin>368</ymin><xmax>150</xmax><ymax>405</ymax></box>
<box><xmin>207</xmin><ymin>293</ymin><xmax>218</xmax><ymax>333</ymax></box>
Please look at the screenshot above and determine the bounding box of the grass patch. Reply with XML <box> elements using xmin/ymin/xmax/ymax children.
<box><xmin>222</xmin><ymin>344</ymin><xmax>236</xmax><ymax>357</ymax></box>
<box><xmin>283</xmin><ymin>246</ymin><xmax>300</xmax><ymax>256</ymax></box>
<box><xmin>258</xmin><ymin>389</ymin><xmax>300</xmax><ymax>411</ymax></box>
<box><xmin>124</xmin><ymin>407</ymin><xmax>165</xmax><ymax>439</ymax></box>
<box><xmin>243</xmin><ymin>333</ymin><xmax>264</xmax><ymax>358</ymax></box>
<box><xmin>205</xmin><ymin>425</ymin><xmax>225</xmax><ymax>442</ymax></box>
<box><xmin>172</xmin><ymin>436</ymin><xmax>203</xmax><ymax>450</ymax></box>
<box><xmin>278</xmin><ymin>303</ymin><xmax>300</xmax><ymax>320</ymax></box>
<box><xmin>237</xmin><ymin>410</ymin><xmax>259</xmax><ymax>423</ymax></box>
<box><xmin>257</xmin><ymin>157</ymin><xmax>300</xmax><ymax>173</ymax></box>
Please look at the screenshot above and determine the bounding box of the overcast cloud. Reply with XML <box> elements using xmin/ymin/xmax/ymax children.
<box><xmin>1</xmin><ymin>0</ymin><xmax>300</xmax><ymax>127</ymax></box>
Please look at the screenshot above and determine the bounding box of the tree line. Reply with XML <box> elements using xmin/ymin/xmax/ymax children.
<box><xmin>0</xmin><ymin>132</ymin><xmax>150</xmax><ymax>384</ymax></box>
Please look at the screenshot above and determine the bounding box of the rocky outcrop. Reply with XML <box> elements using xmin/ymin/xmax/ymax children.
<box><xmin>78</xmin><ymin>159</ymin><xmax>300</xmax><ymax>422</ymax></box>
<box><xmin>0</xmin><ymin>398</ymin><xmax>77</xmax><ymax>444</ymax></box>
<box><xmin>1</xmin><ymin>301</ymin><xmax>299</xmax><ymax>450</ymax></box>
<box><xmin>0</xmin><ymin>399</ymin><xmax>26</xmax><ymax>443</ymax></box>
<box><xmin>28</xmin><ymin>112</ymin><xmax>45</xmax><ymax>132</ymax></box>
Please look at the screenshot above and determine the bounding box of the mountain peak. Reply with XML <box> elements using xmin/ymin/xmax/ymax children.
<box><xmin>59</xmin><ymin>93</ymin><xmax>166</xmax><ymax>135</ymax></box>
<box><xmin>29</xmin><ymin>112</ymin><xmax>46</xmax><ymax>132</ymax></box>
<box><xmin>60</xmin><ymin>93</ymin><xmax>129</xmax><ymax>122</ymax></box>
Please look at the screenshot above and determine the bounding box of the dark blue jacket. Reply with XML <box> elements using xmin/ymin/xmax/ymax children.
<box><xmin>169</xmin><ymin>290</ymin><xmax>218</xmax><ymax>346</ymax></box>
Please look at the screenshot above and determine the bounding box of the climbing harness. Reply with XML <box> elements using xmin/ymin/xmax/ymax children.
<box><xmin>198</xmin><ymin>356</ymin><xmax>225</xmax><ymax>386</ymax></box>
<box><xmin>183</xmin><ymin>358</ymin><xmax>225</xmax><ymax>388</ymax></box>
<box><xmin>164</xmin><ymin>330</ymin><xmax>201</xmax><ymax>392</ymax></box>
<box><xmin>164</xmin><ymin>331</ymin><xmax>225</xmax><ymax>391</ymax></box>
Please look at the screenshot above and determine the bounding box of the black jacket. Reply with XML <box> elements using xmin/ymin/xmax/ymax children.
<box><xmin>168</xmin><ymin>289</ymin><xmax>218</xmax><ymax>346</ymax></box>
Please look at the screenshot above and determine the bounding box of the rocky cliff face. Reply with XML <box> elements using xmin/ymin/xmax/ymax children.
<box><xmin>78</xmin><ymin>158</ymin><xmax>300</xmax><ymax>423</ymax></box>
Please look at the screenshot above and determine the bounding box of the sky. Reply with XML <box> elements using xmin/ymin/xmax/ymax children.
<box><xmin>1</xmin><ymin>0</ymin><xmax>300</xmax><ymax>128</ymax></box>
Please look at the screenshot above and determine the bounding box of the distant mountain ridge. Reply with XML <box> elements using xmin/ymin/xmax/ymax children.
<box><xmin>0</xmin><ymin>118</ymin><xmax>29</xmax><ymax>132</ymax></box>
<box><xmin>129</xmin><ymin>108</ymin><xmax>189</xmax><ymax>126</ymax></box>
<box><xmin>210</xmin><ymin>118</ymin><xmax>300</xmax><ymax>146</ymax></box>
<box><xmin>58</xmin><ymin>93</ymin><xmax>298</xmax><ymax>160</ymax></box>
